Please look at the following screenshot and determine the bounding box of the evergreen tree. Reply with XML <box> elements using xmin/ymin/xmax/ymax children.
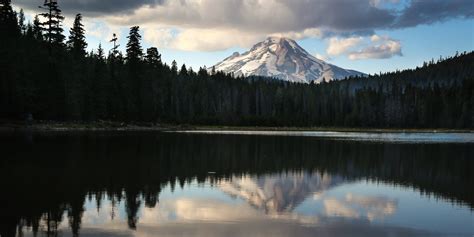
<box><xmin>0</xmin><ymin>5</ymin><xmax>472</xmax><ymax>129</ymax></box>
<box><xmin>0</xmin><ymin>0</ymin><xmax>19</xmax><ymax>37</ymax></box>
<box><xmin>67</xmin><ymin>13</ymin><xmax>87</xmax><ymax>57</ymax></box>
<box><xmin>39</xmin><ymin>0</ymin><xmax>65</xmax><ymax>47</ymax></box>
<box><xmin>32</xmin><ymin>15</ymin><xmax>43</xmax><ymax>40</ymax></box>
<box><xmin>211</xmin><ymin>66</ymin><xmax>216</xmax><ymax>75</ymax></box>
<box><xmin>179</xmin><ymin>64</ymin><xmax>188</xmax><ymax>76</ymax></box>
<box><xmin>125</xmin><ymin>26</ymin><xmax>145</xmax><ymax>120</ymax></box>
<box><xmin>97</xmin><ymin>43</ymin><xmax>105</xmax><ymax>60</ymax></box>
<box><xmin>0</xmin><ymin>0</ymin><xmax>19</xmax><ymax>118</ymax></box>
<box><xmin>145</xmin><ymin>47</ymin><xmax>161</xmax><ymax>66</ymax></box>
<box><xmin>126</xmin><ymin>26</ymin><xmax>143</xmax><ymax>64</ymax></box>
<box><xmin>171</xmin><ymin>60</ymin><xmax>178</xmax><ymax>75</ymax></box>
<box><xmin>18</xmin><ymin>8</ymin><xmax>25</xmax><ymax>33</ymax></box>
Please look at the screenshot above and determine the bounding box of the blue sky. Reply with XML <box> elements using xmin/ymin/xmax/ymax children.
<box><xmin>14</xmin><ymin>0</ymin><xmax>474</xmax><ymax>75</ymax></box>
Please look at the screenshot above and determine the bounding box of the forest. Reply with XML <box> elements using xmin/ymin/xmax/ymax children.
<box><xmin>1</xmin><ymin>0</ymin><xmax>473</xmax><ymax>128</ymax></box>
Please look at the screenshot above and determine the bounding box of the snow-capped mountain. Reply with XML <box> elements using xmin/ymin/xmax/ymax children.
<box><xmin>212</xmin><ymin>37</ymin><xmax>366</xmax><ymax>83</ymax></box>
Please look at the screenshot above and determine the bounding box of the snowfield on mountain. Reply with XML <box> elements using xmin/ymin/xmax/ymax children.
<box><xmin>212</xmin><ymin>37</ymin><xmax>366</xmax><ymax>83</ymax></box>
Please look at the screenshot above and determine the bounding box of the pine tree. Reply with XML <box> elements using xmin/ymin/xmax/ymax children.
<box><xmin>171</xmin><ymin>60</ymin><xmax>178</xmax><ymax>75</ymax></box>
<box><xmin>179</xmin><ymin>64</ymin><xmax>188</xmax><ymax>76</ymax></box>
<box><xmin>18</xmin><ymin>8</ymin><xmax>25</xmax><ymax>33</ymax></box>
<box><xmin>67</xmin><ymin>14</ymin><xmax>87</xmax><ymax>57</ymax></box>
<box><xmin>126</xmin><ymin>26</ymin><xmax>143</xmax><ymax>64</ymax></box>
<box><xmin>0</xmin><ymin>0</ymin><xmax>19</xmax><ymax>37</ymax></box>
<box><xmin>39</xmin><ymin>0</ymin><xmax>65</xmax><ymax>47</ymax></box>
<box><xmin>32</xmin><ymin>15</ymin><xmax>43</xmax><ymax>40</ymax></box>
<box><xmin>145</xmin><ymin>47</ymin><xmax>161</xmax><ymax>66</ymax></box>
<box><xmin>0</xmin><ymin>0</ymin><xmax>20</xmax><ymax>118</ymax></box>
<box><xmin>97</xmin><ymin>43</ymin><xmax>104</xmax><ymax>60</ymax></box>
<box><xmin>211</xmin><ymin>66</ymin><xmax>216</xmax><ymax>75</ymax></box>
<box><xmin>125</xmin><ymin>26</ymin><xmax>144</xmax><ymax>120</ymax></box>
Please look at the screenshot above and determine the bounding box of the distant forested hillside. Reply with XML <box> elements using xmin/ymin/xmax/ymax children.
<box><xmin>1</xmin><ymin>0</ymin><xmax>473</xmax><ymax>128</ymax></box>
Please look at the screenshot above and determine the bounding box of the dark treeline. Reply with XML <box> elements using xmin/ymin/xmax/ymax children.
<box><xmin>0</xmin><ymin>132</ymin><xmax>473</xmax><ymax>236</ymax></box>
<box><xmin>1</xmin><ymin>0</ymin><xmax>473</xmax><ymax>128</ymax></box>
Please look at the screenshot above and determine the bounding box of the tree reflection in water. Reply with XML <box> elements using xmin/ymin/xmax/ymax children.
<box><xmin>0</xmin><ymin>131</ymin><xmax>472</xmax><ymax>236</ymax></box>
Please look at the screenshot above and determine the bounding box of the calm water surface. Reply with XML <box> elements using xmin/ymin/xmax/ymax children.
<box><xmin>0</xmin><ymin>131</ymin><xmax>473</xmax><ymax>237</ymax></box>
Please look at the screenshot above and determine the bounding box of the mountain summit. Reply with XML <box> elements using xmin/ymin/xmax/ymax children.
<box><xmin>212</xmin><ymin>37</ymin><xmax>365</xmax><ymax>83</ymax></box>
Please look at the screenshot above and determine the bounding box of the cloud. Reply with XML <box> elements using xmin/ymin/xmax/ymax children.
<box><xmin>327</xmin><ymin>37</ymin><xmax>364</xmax><ymax>56</ymax></box>
<box><xmin>142</xmin><ymin>27</ymin><xmax>325</xmax><ymax>52</ymax></box>
<box><xmin>16</xmin><ymin>0</ymin><xmax>472</xmax><ymax>32</ymax></box>
<box><xmin>142</xmin><ymin>27</ymin><xmax>175</xmax><ymax>49</ymax></box>
<box><xmin>12</xmin><ymin>0</ymin><xmax>473</xmax><ymax>53</ymax></box>
<box><xmin>97</xmin><ymin>0</ymin><xmax>398</xmax><ymax>35</ymax></box>
<box><xmin>84</xmin><ymin>20</ymin><xmax>122</xmax><ymax>43</ymax></box>
<box><xmin>168</xmin><ymin>28</ymin><xmax>264</xmax><ymax>51</ymax></box>
<box><xmin>326</xmin><ymin>34</ymin><xmax>402</xmax><ymax>60</ymax></box>
<box><xmin>369</xmin><ymin>0</ymin><xmax>400</xmax><ymax>7</ymax></box>
<box><xmin>395</xmin><ymin>0</ymin><xmax>474</xmax><ymax>28</ymax></box>
<box><xmin>348</xmin><ymin>36</ymin><xmax>402</xmax><ymax>60</ymax></box>
<box><xmin>14</xmin><ymin>0</ymin><xmax>165</xmax><ymax>15</ymax></box>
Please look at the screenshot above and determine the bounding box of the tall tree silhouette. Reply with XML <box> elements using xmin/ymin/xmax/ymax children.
<box><xmin>0</xmin><ymin>0</ymin><xmax>18</xmax><ymax>36</ymax></box>
<box><xmin>0</xmin><ymin>0</ymin><xmax>19</xmax><ymax>118</ymax></box>
<box><xmin>65</xmin><ymin>13</ymin><xmax>88</xmax><ymax>119</ymax></box>
<box><xmin>67</xmin><ymin>13</ymin><xmax>87</xmax><ymax>57</ymax></box>
<box><xmin>39</xmin><ymin>0</ymin><xmax>65</xmax><ymax>47</ymax></box>
<box><xmin>126</xmin><ymin>26</ymin><xmax>143</xmax><ymax>64</ymax></box>
<box><xmin>125</xmin><ymin>26</ymin><xmax>144</xmax><ymax>120</ymax></box>
<box><xmin>32</xmin><ymin>15</ymin><xmax>43</xmax><ymax>40</ymax></box>
<box><xmin>18</xmin><ymin>8</ymin><xmax>25</xmax><ymax>33</ymax></box>
<box><xmin>37</xmin><ymin>0</ymin><xmax>67</xmax><ymax>119</ymax></box>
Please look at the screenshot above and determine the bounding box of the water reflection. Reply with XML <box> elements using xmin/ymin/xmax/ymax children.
<box><xmin>220</xmin><ymin>172</ymin><xmax>344</xmax><ymax>214</ymax></box>
<box><xmin>0</xmin><ymin>131</ymin><xmax>473</xmax><ymax>236</ymax></box>
<box><xmin>179</xmin><ymin>130</ymin><xmax>474</xmax><ymax>143</ymax></box>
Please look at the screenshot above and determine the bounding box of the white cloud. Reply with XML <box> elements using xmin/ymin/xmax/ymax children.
<box><xmin>84</xmin><ymin>20</ymin><xmax>121</xmax><ymax>43</ymax></box>
<box><xmin>15</xmin><ymin>0</ymin><xmax>405</xmax><ymax>55</ymax></box>
<box><xmin>327</xmin><ymin>37</ymin><xmax>364</xmax><ymax>56</ymax></box>
<box><xmin>13</xmin><ymin>0</ymin><xmax>473</xmax><ymax>54</ymax></box>
<box><xmin>142</xmin><ymin>26</ymin><xmax>325</xmax><ymax>52</ymax></box>
<box><xmin>269</xmin><ymin>28</ymin><xmax>324</xmax><ymax>40</ymax></box>
<box><xmin>142</xmin><ymin>27</ymin><xmax>266</xmax><ymax>51</ymax></box>
<box><xmin>143</xmin><ymin>27</ymin><xmax>175</xmax><ymax>49</ymax></box>
<box><xmin>326</xmin><ymin>34</ymin><xmax>402</xmax><ymax>60</ymax></box>
<box><xmin>348</xmin><ymin>36</ymin><xmax>402</xmax><ymax>60</ymax></box>
<box><xmin>78</xmin><ymin>0</ymin><xmax>395</xmax><ymax>52</ymax></box>
<box><xmin>171</xmin><ymin>28</ymin><xmax>264</xmax><ymax>51</ymax></box>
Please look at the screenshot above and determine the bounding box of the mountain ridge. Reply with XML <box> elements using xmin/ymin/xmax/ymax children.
<box><xmin>212</xmin><ymin>37</ymin><xmax>366</xmax><ymax>83</ymax></box>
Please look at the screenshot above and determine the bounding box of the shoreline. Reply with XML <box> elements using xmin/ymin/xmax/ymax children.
<box><xmin>0</xmin><ymin>121</ymin><xmax>473</xmax><ymax>133</ymax></box>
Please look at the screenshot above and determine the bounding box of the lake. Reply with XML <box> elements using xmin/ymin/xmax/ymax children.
<box><xmin>0</xmin><ymin>131</ymin><xmax>473</xmax><ymax>237</ymax></box>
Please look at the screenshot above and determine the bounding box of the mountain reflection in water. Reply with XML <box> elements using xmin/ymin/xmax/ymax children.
<box><xmin>0</xmin><ymin>131</ymin><xmax>472</xmax><ymax>237</ymax></box>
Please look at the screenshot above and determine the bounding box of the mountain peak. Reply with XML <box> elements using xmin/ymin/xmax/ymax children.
<box><xmin>213</xmin><ymin>37</ymin><xmax>365</xmax><ymax>83</ymax></box>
